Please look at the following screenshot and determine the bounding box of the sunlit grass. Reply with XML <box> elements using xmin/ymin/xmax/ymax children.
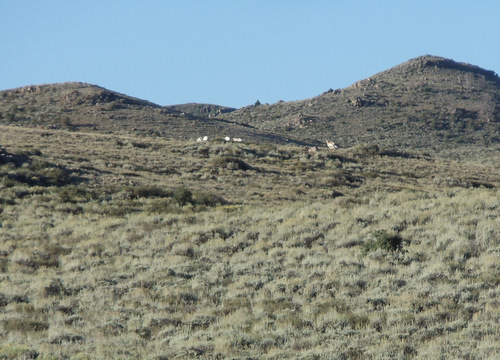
<box><xmin>0</xmin><ymin>125</ymin><xmax>499</xmax><ymax>359</ymax></box>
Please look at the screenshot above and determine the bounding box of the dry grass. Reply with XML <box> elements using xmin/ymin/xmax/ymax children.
<box><xmin>0</xmin><ymin>126</ymin><xmax>499</xmax><ymax>359</ymax></box>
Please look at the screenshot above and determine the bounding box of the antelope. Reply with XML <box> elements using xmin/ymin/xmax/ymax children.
<box><xmin>326</xmin><ymin>140</ymin><xmax>338</xmax><ymax>149</ymax></box>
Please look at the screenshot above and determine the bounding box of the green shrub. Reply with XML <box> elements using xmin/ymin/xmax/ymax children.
<box><xmin>173</xmin><ymin>186</ymin><xmax>193</xmax><ymax>207</ymax></box>
<box><xmin>194</xmin><ymin>191</ymin><xmax>226</xmax><ymax>207</ymax></box>
<box><xmin>0</xmin><ymin>293</ymin><xmax>8</xmax><ymax>307</ymax></box>
<box><xmin>353</xmin><ymin>143</ymin><xmax>380</xmax><ymax>156</ymax></box>
<box><xmin>4</xmin><ymin>318</ymin><xmax>49</xmax><ymax>332</ymax></box>
<box><xmin>60</xmin><ymin>116</ymin><xmax>75</xmax><ymax>130</ymax></box>
<box><xmin>0</xmin><ymin>258</ymin><xmax>8</xmax><ymax>273</ymax></box>
<box><xmin>5</xmin><ymin>112</ymin><xmax>16</xmax><ymax>123</ymax></box>
<box><xmin>0</xmin><ymin>345</ymin><xmax>39</xmax><ymax>359</ymax></box>
<box><xmin>362</xmin><ymin>230</ymin><xmax>403</xmax><ymax>256</ymax></box>
<box><xmin>58</xmin><ymin>185</ymin><xmax>95</xmax><ymax>203</ymax></box>
<box><xmin>209</xmin><ymin>156</ymin><xmax>253</xmax><ymax>171</ymax></box>
<box><xmin>146</xmin><ymin>200</ymin><xmax>180</xmax><ymax>214</ymax></box>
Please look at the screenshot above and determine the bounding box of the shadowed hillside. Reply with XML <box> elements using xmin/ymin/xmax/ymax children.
<box><xmin>0</xmin><ymin>82</ymin><xmax>305</xmax><ymax>146</ymax></box>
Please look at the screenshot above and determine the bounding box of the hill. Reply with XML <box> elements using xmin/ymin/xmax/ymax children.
<box><xmin>218</xmin><ymin>55</ymin><xmax>500</xmax><ymax>157</ymax></box>
<box><xmin>1</xmin><ymin>55</ymin><xmax>499</xmax><ymax>159</ymax></box>
<box><xmin>0</xmin><ymin>82</ymin><xmax>303</xmax><ymax>145</ymax></box>
<box><xmin>1</xmin><ymin>55</ymin><xmax>499</xmax><ymax>160</ymax></box>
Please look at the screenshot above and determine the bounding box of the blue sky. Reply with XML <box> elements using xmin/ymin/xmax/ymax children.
<box><xmin>2</xmin><ymin>1</ymin><xmax>499</xmax><ymax>108</ymax></box>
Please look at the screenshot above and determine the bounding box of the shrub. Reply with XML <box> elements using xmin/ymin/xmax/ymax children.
<box><xmin>362</xmin><ymin>230</ymin><xmax>403</xmax><ymax>256</ymax></box>
<box><xmin>44</xmin><ymin>278</ymin><xmax>67</xmax><ymax>296</ymax></box>
<box><xmin>209</xmin><ymin>156</ymin><xmax>253</xmax><ymax>171</ymax></box>
<box><xmin>4</xmin><ymin>318</ymin><xmax>49</xmax><ymax>332</ymax></box>
<box><xmin>60</xmin><ymin>116</ymin><xmax>75</xmax><ymax>131</ymax></box>
<box><xmin>194</xmin><ymin>191</ymin><xmax>226</xmax><ymax>207</ymax></box>
<box><xmin>58</xmin><ymin>186</ymin><xmax>95</xmax><ymax>203</ymax></box>
<box><xmin>5</xmin><ymin>112</ymin><xmax>16</xmax><ymax>122</ymax></box>
<box><xmin>0</xmin><ymin>258</ymin><xmax>7</xmax><ymax>273</ymax></box>
<box><xmin>0</xmin><ymin>345</ymin><xmax>39</xmax><ymax>359</ymax></box>
<box><xmin>146</xmin><ymin>200</ymin><xmax>181</xmax><ymax>214</ymax></box>
<box><xmin>173</xmin><ymin>186</ymin><xmax>193</xmax><ymax>207</ymax></box>
<box><xmin>353</xmin><ymin>143</ymin><xmax>380</xmax><ymax>156</ymax></box>
<box><xmin>0</xmin><ymin>293</ymin><xmax>8</xmax><ymax>307</ymax></box>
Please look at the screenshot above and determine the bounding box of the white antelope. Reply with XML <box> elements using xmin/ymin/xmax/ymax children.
<box><xmin>233</xmin><ymin>138</ymin><xmax>242</xmax><ymax>142</ymax></box>
<box><xmin>224</xmin><ymin>136</ymin><xmax>231</xmax><ymax>141</ymax></box>
<box><xmin>326</xmin><ymin>140</ymin><xmax>338</xmax><ymax>149</ymax></box>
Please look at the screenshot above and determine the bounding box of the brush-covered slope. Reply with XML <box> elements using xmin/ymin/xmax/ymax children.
<box><xmin>0</xmin><ymin>125</ymin><xmax>499</xmax><ymax>359</ymax></box>
<box><xmin>218</xmin><ymin>55</ymin><xmax>500</xmax><ymax>152</ymax></box>
<box><xmin>0</xmin><ymin>82</ymin><xmax>300</xmax><ymax>145</ymax></box>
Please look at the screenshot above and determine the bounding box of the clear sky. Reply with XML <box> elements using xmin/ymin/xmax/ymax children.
<box><xmin>2</xmin><ymin>1</ymin><xmax>499</xmax><ymax>108</ymax></box>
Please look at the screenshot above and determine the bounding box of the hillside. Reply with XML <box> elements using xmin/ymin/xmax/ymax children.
<box><xmin>218</xmin><ymin>55</ymin><xmax>500</xmax><ymax>156</ymax></box>
<box><xmin>0</xmin><ymin>125</ymin><xmax>499</xmax><ymax>359</ymax></box>
<box><xmin>1</xmin><ymin>55</ymin><xmax>499</xmax><ymax>159</ymax></box>
<box><xmin>1</xmin><ymin>55</ymin><xmax>499</xmax><ymax>359</ymax></box>
<box><xmin>0</xmin><ymin>82</ymin><xmax>302</xmax><ymax>145</ymax></box>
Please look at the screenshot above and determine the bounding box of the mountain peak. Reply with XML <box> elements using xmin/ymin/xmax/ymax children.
<box><xmin>219</xmin><ymin>55</ymin><xmax>500</xmax><ymax>152</ymax></box>
<box><xmin>396</xmin><ymin>55</ymin><xmax>499</xmax><ymax>81</ymax></box>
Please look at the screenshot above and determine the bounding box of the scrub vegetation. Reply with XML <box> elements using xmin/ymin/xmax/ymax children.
<box><xmin>0</xmin><ymin>125</ymin><xmax>499</xmax><ymax>359</ymax></box>
<box><xmin>1</xmin><ymin>54</ymin><xmax>499</xmax><ymax>359</ymax></box>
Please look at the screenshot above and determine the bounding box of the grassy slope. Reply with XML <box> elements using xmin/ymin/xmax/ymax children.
<box><xmin>0</xmin><ymin>126</ymin><xmax>499</xmax><ymax>359</ymax></box>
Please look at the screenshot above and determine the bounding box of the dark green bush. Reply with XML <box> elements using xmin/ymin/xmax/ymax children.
<box><xmin>4</xmin><ymin>319</ymin><xmax>49</xmax><ymax>332</ymax></box>
<box><xmin>0</xmin><ymin>258</ymin><xmax>8</xmax><ymax>273</ymax></box>
<box><xmin>146</xmin><ymin>200</ymin><xmax>182</xmax><ymax>214</ymax></box>
<box><xmin>194</xmin><ymin>191</ymin><xmax>226</xmax><ymax>207</ymax></box>
<box><xmin>0</xmin><ymin>293</ymin><xmax>7</xmax><ymax>307</ymax></box>
<box><xmin>362</xmin><ymin>230</ymin><xmax>403</xmax><ymax>256</ymax></box>
<box><xmin>353</xmin><ymin>143</ymin><xmax>381</xmax><ymax>156</ymax></box>
<box><xmin>5</xmin><ymin>113</ymin><xmax>16</xmax><ymax>123</ymax></box>
<box><xmin>58</xmin><ymin>186</ymin><xmax>95</xmax><ymax>203</ymax></box>
<box><xmin>173</xmin><ymin>186</ymin><xmax>193</xmax><ymax>207</ymax></box>
<box><xmin>210</xmin><ymin>156</ymin><xmax>253</xmax><ymax>171</ymax></box>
